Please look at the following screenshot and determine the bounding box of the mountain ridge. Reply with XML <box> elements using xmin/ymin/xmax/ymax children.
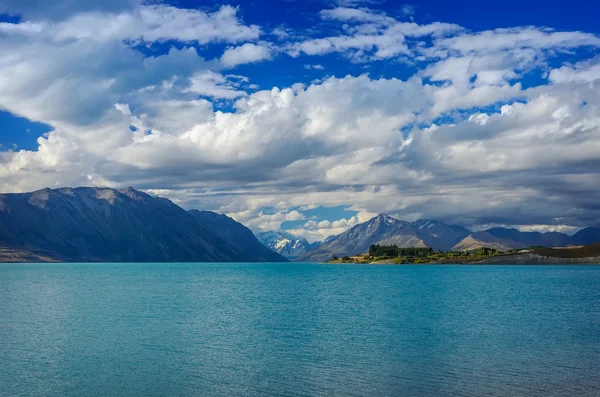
<box><xmin>451</xmin><ymin>226</ymin><xmax>598</xmax><ymax>252</ymax></box>
<box><xmin>189</xmin><ymin>210</ymin><xmax>286</xmax><ymax>262</ymax></box>
<box><xmin>2</xmin><ymin>188</ymin><xmax>598</xmax><ymax>263</ymax></box>
<box><xmin>297</xmin><ymin>214</ymin><xmax>472</xmax><ymax>262</ymax></box>
<box><xmin>296</xmin><ymin>214</ymin><xmax>600</xmax><ymax>262</ymax></box>
<box><xmin>0</xmin><ymin>187</ymin><xmax>287</xmax><ymax>263</ymax></box>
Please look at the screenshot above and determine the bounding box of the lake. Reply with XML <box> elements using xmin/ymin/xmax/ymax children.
<box><xmin>1</xmin><ymin>263</ymin><xmax>599</xmax><ymax>396</ymax></box>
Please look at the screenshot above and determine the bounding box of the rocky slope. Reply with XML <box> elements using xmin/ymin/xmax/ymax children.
<box><xmin>189</xmin><ymin>210</ymin><xmax>286</xmax><ymax>262</ymax></box>
<box><xmin>0</xmin><ymin>187</ymin><xmax>286</xmax><ymax>262</ymax></box>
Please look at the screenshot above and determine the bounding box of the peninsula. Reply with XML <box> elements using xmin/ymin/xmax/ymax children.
<box><xmin>326</xmin><ymin>243</ymin><xmax>600</xmax><ymax>265</ymax></box>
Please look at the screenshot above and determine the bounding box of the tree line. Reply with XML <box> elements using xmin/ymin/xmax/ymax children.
<box><xmin>368</xmin><ymin>244</ymin><xmax>499</xmax><ymax>258</ymax></box>
<box><xmin>368</xmin><ymin>245</ymin><xmax>434</xmax><ymax>258</ymax></box>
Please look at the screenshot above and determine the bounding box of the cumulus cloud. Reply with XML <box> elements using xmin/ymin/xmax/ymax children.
<box><xmin>228</xmin><ymin>210</ymin><xmax>306</xmax><ymax>231</ymax></box>
<box><xmin>0</xmin><ymin>5</ymin><xmax>260</xmax><ymax>127</ymax></box>
<box><xmin>0</xmin><ymin>0</ymin><xmax>140</xmax><ymax>20</ymax></box>
<box><xmin>549</xmin><ymin>55</ymin><xmax>600</xmax><ymax>84</ymax></box>
<box><xmin>1</xmin><ymin>1</ymin><xmax>600</xmax><ymax>240</ymax></box>
<box><xmin>185</xmin><ymin>71</ymin><xmax>249</xmax><ymax>99</ymax></box>
<box><xmin>0</xmin><ymin>5</ymin><xmax>260</xmax><ymax>44</ymax></box>
<box><xmin>287</xmin><ymin>213</ymin><xmax>371</xmax><ymax>241</ymax></box>
<box><xmin>221</xmin><ymin>43</ymin><xmax>272</xmax><ymax>68</ymax></box>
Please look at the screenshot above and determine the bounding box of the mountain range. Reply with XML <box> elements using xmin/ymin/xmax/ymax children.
<box><xmin>452</xmin><ymin>226</ymin><xmax>600</xmax><ymax>252</ymax></box>
<box><xmin>1</xmin><ymin>187</ymin><xmax>599</xmax><ymax>263</ymax></box>
<box><xmin>256</xmin><ymin>231</ymin><xmax>322</xmax><ymax>260</ymax></box>
<box><xmin>0</xmin><ymin>187</ymin><xmax>286</xmax><ymax>262</ymax></box>
<box><xmin>296</xmin><ymin>215</ymin><xmax>472</xmax><ymax>262</ymax></box>
<box><xmin>294</xmin><ymin>214</ymin><xmax>600</xmax><ymax>262</ymax></box>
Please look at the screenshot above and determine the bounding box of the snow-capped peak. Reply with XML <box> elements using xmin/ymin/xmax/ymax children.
<box><xmin>274</xmin><ymin>236</ymin><xmax>292</xmax><ymax>250</ymax></box>
<box><xmin>256</xmin><ymin>231</ymin><xmax>321</xmax><ymax>260</ymax></box>
<box><xmin>369</xmin><ymin>214</ymin><xmax>399</xmax><ymax>227</ymax></box>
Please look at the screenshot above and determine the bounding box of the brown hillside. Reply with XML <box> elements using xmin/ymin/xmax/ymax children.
<box><xmin>533</xmin><ymin>242</ymin><xmax>600</xmax><ymax>258</ymax></box>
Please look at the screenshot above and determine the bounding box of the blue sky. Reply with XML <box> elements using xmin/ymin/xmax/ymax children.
<box><xmin>0</xmin><ymin>0</ymin><xmax>599</xmax><ymax>240</ymax></box>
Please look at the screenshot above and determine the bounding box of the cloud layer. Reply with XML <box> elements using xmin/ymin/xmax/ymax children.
<box><xmin>1</xmin><ymin>1</ymin><xmax>600</xmax><ymax>240</ymax></box>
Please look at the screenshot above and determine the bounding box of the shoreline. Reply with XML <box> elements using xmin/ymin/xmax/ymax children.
<box><xmin>474</xmin><ymin>253</ymin><xmax>600</xmax><ymax>265</ymax></box>
<box><xmin>324</xmin><ymin>253</ymin><xmax>600</xmax><ymax>265</ymax></box>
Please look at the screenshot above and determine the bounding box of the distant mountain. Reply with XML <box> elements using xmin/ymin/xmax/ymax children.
<box><xmin>571</xmin><ymin>227</ymin><xmax>600</xmax><ymax>246</ymax></box>
<box><xmin>452</xmin><ymin>231</ymin><xmax>521</xmax><ymax>252</ymax></box>
<box><xmin>189</xmin><ymin>210</ymin><xmax>287</xmax><ymax>262</ymax></box>
<box><xmin>479</xmin><ymin>242</ymin><xmax>600</xmax><ymax>264</ymax></box>
<box><xmin>409</xmin><ymin>219</ymin><xmax>472</xmax><ymax>250</ymax></box>
<box><xmin>323</xmin><ymin>235</ymin><xmax>336</xmax><ymax>244</ymax></box>
<box><xmin>532</xmin><ymin>241</ymin><xmax>600</xmax><ymax>259</ymax></box>
<box><xmin>297</xmin><ymin>214</ymin><xmax>471</xmax><ymax>262</ymax></box>
<box><xmin>453</xmin><ymin>227</ymin><xmax>600</xmax><ymax>251</ymax></box>
<box><xmin>0</xmin><ymin>187</ymin><xmax>287</xmax><ymax>262</ymax></box>
<box><xmin>296</xmin><ymin>214</ymin><xmax>600</xmax><ymax>262</ymax></box>
<box><xmin>256</xmin><ymin>231</ymin><xmax>321</xmax><ymax>260</ymax></box>
<box><xmin>3</xmin><ymin>188</ymin><xmax>598</xmax><ymax>263</ymax></box>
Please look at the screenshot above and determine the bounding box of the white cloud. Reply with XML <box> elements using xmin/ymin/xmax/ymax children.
<box><xmin>290</xmin><ymin>34</ymin><xmax>410</xmax><ymax>60</ymax></box>
<box><xmin>0</xmin><ymin>0</ymin><xmax>140</xmax><ymax>20</ymax></box>
<box><xmin>228</xmin><ymin>210</ymin><xmax>305</xmax><ymax>231</ymax></box>
<box><xmin>549</xmin><ymin>55</ymin><xmax>600</xmax><ymax>84</ymax></box>
<box><xmin>271</xmin><ymin>26</ymin><xmax>292</xmax><ymax>39</ymax></box>
<box><xmin>283</xmin><ymin>210</ymin><xmax>377</xmax><ymax>241</ymax></box>
<box><xmin>221</xmin><ymin>43</ymin><xmax>272</xmax><ymax>68</ymax></box>
<box><xmin>433</xmin><ymin>27</ymin><xmax>600</xmax><ymax>56</ymax></box>
<box><xmin>289</xmin><ymin>7</ymin><xmax>463</xmax><ymax>61</ymax></box>
<box><xmin>1</xmin><ymin>5</ymin><xmax>260</xmax><ymax>44</ymax></box>
<box><xmin>185</xmin><ymin>71</ymin><xmax>248</xmax><ymax>99</ymax></box>
<box><xmin>288</xmin><ymin>11</ymin><xmax>463</xmax><ymax>61</ymax></box>
<box><xmin>320</xmin><ymin>7</ymin><xmax>394</xmax><ymax>25</ymax></box>
<box><xmin>0</xmin><ymin>4</ymin><xmax>261</xmax><ymax>126</ymax></box>
<box><xmin>401</xmin><ymin>5</ymin><xmax>416</xmax><ymax>17</ymax></box>
<box><xmin>1</xmin><ymin>2</ymin><xmax>600</xmax><ymax>237</ymax></box>
<box><xmin>304</xmin><ymin>64</ymin><xmax>325</xmax><ymax>70</ymax></box>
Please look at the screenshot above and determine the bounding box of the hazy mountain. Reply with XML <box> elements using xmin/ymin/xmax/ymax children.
<box><xmin>297</xmin><ymin>214</ymin><xmax>471</xmax><ymax>262</ymax></box>
<box><xmin>485</xmin><ymin>228</ymin><xmax>571</xmax><ymax>247</ymax></box>
<box><xmin>571</xmin><ymin>227</ymin><xmax>600</xmax><ymax>246</ymax></box>
<box><xmin>409</xmin><ymin>220</ymin><xmax>472</xmax><ymax>250</ymax></box>
<box><xmin>323</xmin><ymin>235</ymin><xmax>336</xmax><ymax>244</ymax></box>
<box><xmin>0</xmin><ymin>187</ymin><xmax>286</xmax><ymax>262</ymax></box>
<box><xmin>452</xmin><ymin>227</ymin><xmax>600</xmax><ymax>251</ymax></box>
<box><xmin>189</xmin><ymin>210</ymin><xmax>287</xmax><ymax>262</ymax></box>
<box><xmin>256</xmin><ymin>231</ymin><xmax>321</xmax><ymax>260</ymax></box>
<box><xmin>452</xmin><ymin>231</ymin><xmax>522</xmax><ymax>252</ymax></box>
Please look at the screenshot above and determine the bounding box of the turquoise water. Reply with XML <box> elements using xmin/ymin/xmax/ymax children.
<box><xmin>1</xmin><ymin>263</ymin><xmax>599</xmax><ymax>396</ymax></box>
